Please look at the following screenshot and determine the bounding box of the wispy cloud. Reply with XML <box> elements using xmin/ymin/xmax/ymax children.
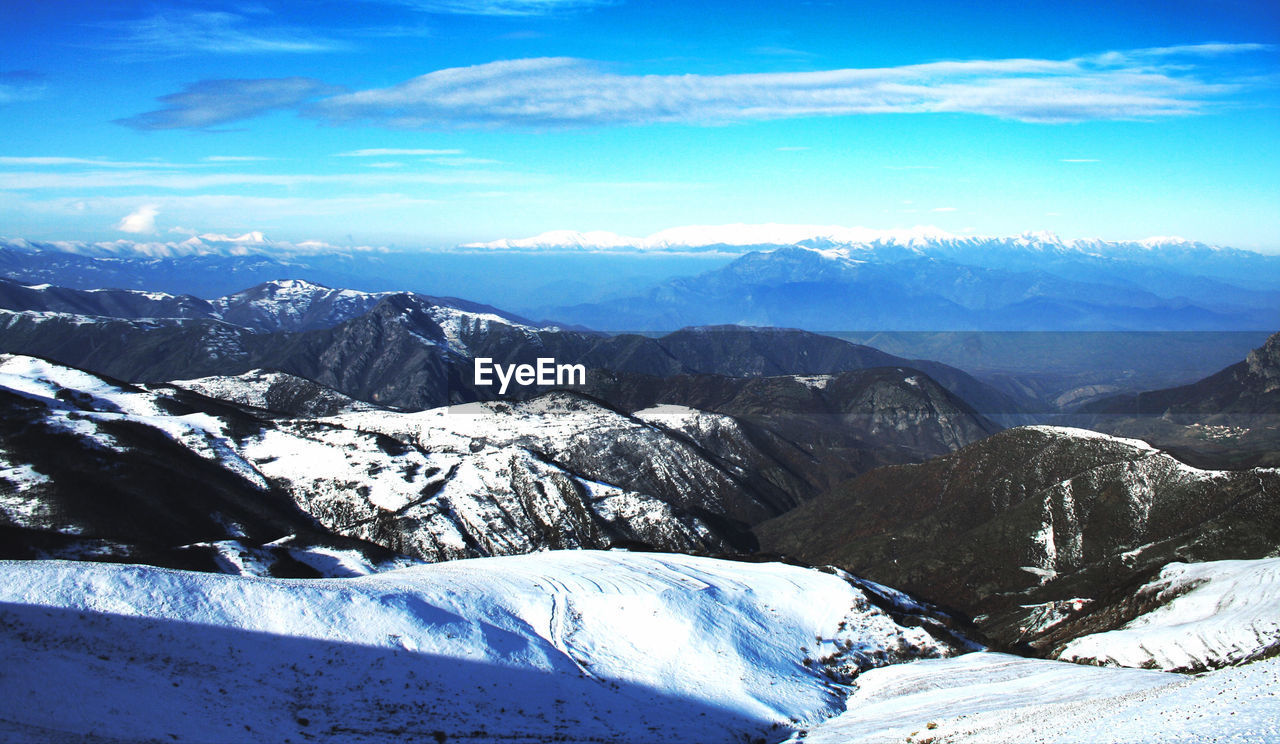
<box><xmin>0</xmin><ymin>168</ymin><xmax>527</xmax><ymax>191</ymax></box>
<box><xmin>116</xmin><ymin>204</ymin><xmax>159</xmax><ymax>234</ymax></box>
<box><xmin>202</xmin><ymin>155</ymin><xmax>273</xmax><ymax>162</ymax></box>
<box><xmin>26</xmin><ymin>193</ymin><xmax>444</xmax><ymax>219</ymax></box>
<box><xmin>122</xmin><ymin>43</ymin><xmax>1273</xmax><ymax>131</ymax></box>
<box><xmin>0</xmin><ymin>70</ymin><xmax>47</xmax><ymax>104</ymax></box>
<box><xmin>97</xmin><ymin>10</ymin><xmax>350</xmax><ymax>59</ymax></box>
<box><xmin>775</xmin><ymin>146</ymin><xmax>810</xmax><ymax>152</ymax></box>
<box><xmin>377</xmin><ymin>0</ymin><xmax>614</xmax><ymax>16</ymax></box>
<box><xmin>336</xmin><ymin>148</ymin><xmax>465</xmax><ymax>156</ymax></box>
<box><xmin>1060</xmin><ymin>158</ymin><xmax>1100</xmax><ymax>162</ymax></box>
<box><xmin>310</xmin><ymin>45</ymin><xmax>1270</xmax><ymax>127</ymax></box>
<box><xmin>117</xmin><ymin>78</ymin><xmax>336</xmax><ymax>130</ymax></box>
<box><xmin>751</xmin><ymin>46</ymin><xmax>816</xmax><ymax>58</ymax></box>
<box><xmin>427</xmin><ymin>156</ymin><xmax>502</xmax><ymax>166</ymax></box>
<box><xmin>0</xmin><ymin>156</ymin><xmax>175</xmax><ymax>168</ymax></box>
<box><xmin>931</xmin><ymin>207</ymin><xmax>958</xmax><ymax>212</ymax></box>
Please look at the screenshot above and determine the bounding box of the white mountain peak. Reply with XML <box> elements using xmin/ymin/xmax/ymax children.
<box><xmin>457</xmin><ymin>224</ymin><xmax>1239</xmax><ymax>257</ymax></box>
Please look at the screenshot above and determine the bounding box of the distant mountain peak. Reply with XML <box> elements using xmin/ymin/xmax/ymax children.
<box><xmin>457</xmin><ymin>224</ymin><xmax>1259</xmax><ymax>263</ymax></box>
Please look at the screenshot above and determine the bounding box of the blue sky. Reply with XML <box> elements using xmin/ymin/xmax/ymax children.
<box><xmin>0</xmin><ymin>0</ymin><xmax>1277</xmax><ymax>251</ymax></box>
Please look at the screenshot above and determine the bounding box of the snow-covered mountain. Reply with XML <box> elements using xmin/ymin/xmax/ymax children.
<box><xmin>525</xmin><ymin>228</ymin><xmax>1280</xmax><ymax>331</ymax></box>
<box><xmin>173</xmin><ymin>368</ymin><xmax>379</xmax><ymax>417</ymax></box>
<box><xmin>756</xmin><ymin>425</ymin><xmax>1280</xmax><ymax>650</ymax></box>
<box><xmin>0</xmin><ymin>550</ymin><xmax>974</xmax><ymax>743</ymax></box>
<box><xmin>0</xmin><ymin>354</ymin><xmax>809</xmax><ymax>567</ymax></box>
<box><xmin>0</xmin><ymin>276</ymin><xmax>543</xmax><ymax>335</ymax></box>
<box><xmin>0</xmin><ymin>276</ymin><xmax>1027</xmax><ymax>424</ymax></box>
<box><xmin>464</xmin><ymin>224</ymin><xmax>1274</xmax><ymax>277</ymax></box>
<box><xmin>0</xmin><ymin>354</ymin><xmax>416</xmax><ymax>576</ymax></box>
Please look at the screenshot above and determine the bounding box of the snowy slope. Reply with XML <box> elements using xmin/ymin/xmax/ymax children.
<box><xmin>0</xmin><ymin>353</ymin><xmax>262</xmax><ymax>480</ymax></box>
<box><xmin>1058</xmin><ymin>558</ymin><xmax>1280</xmax><ymax>671</ymax></box>
<box><xmin>0</xmin><ymin>551</ymin><xmax>970</xmax><ymax>744</ymax></box>
<box><xmin>211</xmin><ymin>278</ymin><xmax>392</xmax><ymax>332</ymax></box>
<box><xmin>799</xmin><ymin>651</ymin><xmax>1280</xmax><ymax>744</ymax></box>
<box><xmin>169</xmin><ymin>368</ymin><xmax>380</xmax><ymax>416</ymax></box>
<box><xmin>0</xmin><ymin>355</ymin><xmax>764</xmax><ymax>566</ymax></box>
<box><xmin>331</xmin><ymin>393</ymin><xmax>788</xmax><ymax>529</ymax></box>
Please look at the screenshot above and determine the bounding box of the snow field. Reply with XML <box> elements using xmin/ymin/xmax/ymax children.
<box><xmin>0</xmin><ymin>551</ymin><xmax>961</xmax><ymax>743</ymax></box>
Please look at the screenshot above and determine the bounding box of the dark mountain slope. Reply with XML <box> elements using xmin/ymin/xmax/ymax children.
<box><xmin>755</xmin><ymin>425</ymin><xmax>1280</xmax><ymax>651</ymax></box>
<box><xmin>0</xmin><ymin>279</ymin><xmax>1029</xmax><ymax>418</ymax></box>
<box><xmin>1078</xmin><ymin>331</ymin><xmax>1280</xmax><ymax>468</ymax></box>
<box><xmin>1085</xmin><ymin>330</ymin><xmax>1280</xmax><ymax>416</ymax></box>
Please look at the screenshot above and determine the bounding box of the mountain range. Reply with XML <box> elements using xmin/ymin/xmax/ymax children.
<box><xmin>1</xmin><ymin>249</ymin><xmax>1278</xmax><ymax>742</ymax></box>
<box><xmin>541</xmin><ymin>241</ymin><xmax>1278</xmax><ymax>332</ymax></box>
<box><xmin>6</xmin><ymin>228</ymin><xmax>1279</xmax><ymax>334</ymax></box>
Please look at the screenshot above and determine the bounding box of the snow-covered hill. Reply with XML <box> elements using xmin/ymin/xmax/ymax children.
<box><xmin>0</xmin><ymin>550</ymin><xmax>973</xmax><ymax>744</ymax></box>
<box><xmin>172</xmin><ymin>368</ymin><xmax>380</xmax><ymax>417</ymax></box>
<box><xmin>0</xmin><ymin>354</ymin><xmax>783</xmax><ymax>567</ymax></box>
<box><xmin>1058</xmin><ymin>557</ymin><xmax>1280</xmax><ymax>671</ymax></box>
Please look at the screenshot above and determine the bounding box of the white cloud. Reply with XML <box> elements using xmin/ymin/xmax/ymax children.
<box><xmin>116</xmin><ymin>205</ymin><xmax>159</xmax><ymax>234</ymax></box>
<box><xmin>202</xmin><ymin>155</ymin><xmax>273</xmax><ymax>162</ymax></box>
<box><xmin>27</xmin><ymin>194</ymin><xmax>442</xmax><ymax>218</ymax></box>
<box><xmin>123</xmin><ymin>43</ymin><xmax>1272</xmax><ymax>131</ymax></box>
<box><xmin>336</xmin><ymin>148</ymin><xmax>466</xmax><ymax>156</ymax></box>
<box><xmin>380</xmin><ymin>0</ymin><xmax>613</xmax><ymax>16</ymax></box>
<box><xmin>427</xmin><ymin>156</ymin><xmax>502</xmax><ymax>166</ymax></box>
<box><xmin>0</xmin><ymin>156</ymin><xmax>174</xmax><ymax>168</ymax></box>
<box><xmin>98</xmin><ymin>10</ymin><xmax>349</xmax><ymax>59</ymax></box>
<box><xmin>0</xmin><ymin>168</ymin><xmax>522</xmax><ymax>190</ymax></box>
<box><xmin>932</xmin><ymin>207</ymin><xmax>958</xmax><ymax>212</ymax></box>
<box><xmin>307</xmin><ymin>44</ymin><xmax>1270</xmax><ymax>128</ymax></box>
